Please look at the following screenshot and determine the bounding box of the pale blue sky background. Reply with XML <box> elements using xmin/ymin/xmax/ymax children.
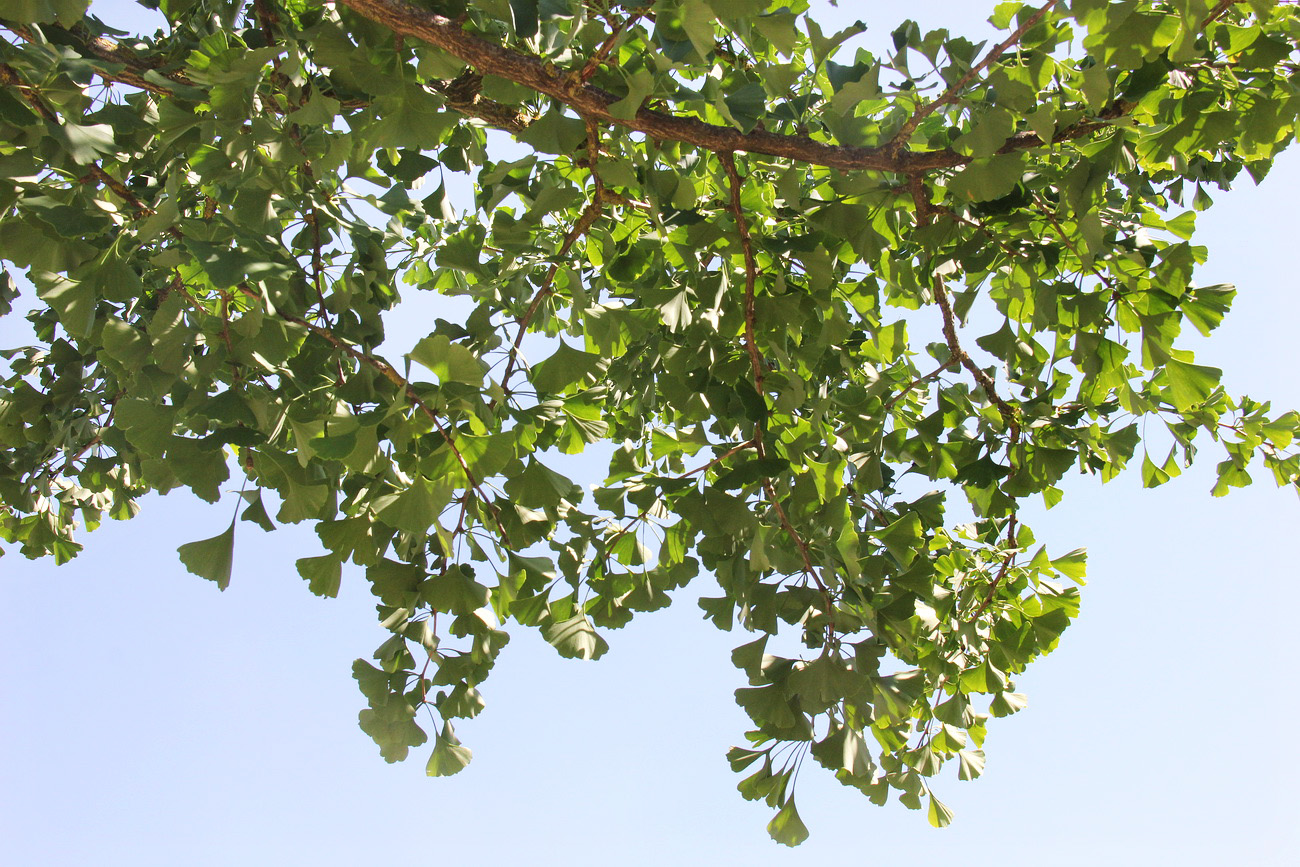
<box><xmin>2</xmin><ymin>2</ymin><xmax>1297</xmax><ymax>864</ymax></box>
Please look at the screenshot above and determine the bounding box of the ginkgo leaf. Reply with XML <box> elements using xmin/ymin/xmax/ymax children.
<box><xmin>767</xmin><ymin>799</ymin><xmax>810</xmax><ymax>847</ymax></box>
<box><xmin>176</xmin><ymin>521</ymin><xmax>236</xmax><ymax>591</ymax></box>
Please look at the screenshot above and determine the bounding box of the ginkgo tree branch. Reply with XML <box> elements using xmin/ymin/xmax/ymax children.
<box><xmin>601</xmin><ymin>436</ymin><xmax>758</xmax><ymax>570</ymax></box>
<box><xmin>0</xmin><ymin>63</ymin><xmax>161</xmax><ymax>220</ymax></box>
<box><xmin>5</xmin><ymin>46</ymin><xmax>514</xmax><ymax>549</ymax></box>
<box><xmin>499</xmin><ymin>118</ymin><xmax>608</xmax><ymax>398</ymax></box>
<box><xmin>889</xmin><ymin>0</ymin><xmax>1061</xmax><ymax>150</ymax></box>
<box><xmin>934</xmin><ymin>279</ymin><xmax>1021</xmax><ymax>441</ymax></box>
<box><xmin>718</xmin><ymin>150</ymin><xmax>832</xmax><ymax>625</ymax></box>
<box><xmin>0</xmin><ymin>5</ymin><xmax>1141</xmax><ymax>172</ymax></box>
<box><xmin>720</xmin><ymin>152</ymin><xmax>765</xmax><ymax>421</ymax></box>
<box><xmin>573</xmin><ymin>6</ymin><xmax>649</xmax><ymax>86</ymax></box>
<box><xmin>882</xmin><ymin>359</ymin><xmax>961</xmax><ymax>413</ymax></box>
<box><xmin>0</xmin><ymin>21</ymin><xmax>193</xmax><ymax>94</ymax></box>
<box><xmin>972</xmin><ymin>515</ymin><xmax>1020</xmax><ymax>618</ymax></box>
<box><xmin>335</xmin><ymin>0</ymin><xmax>1129</xmax><ymax>174</ymax></box>
<box><xmin>247</xmin><ymin>293</ymin><xmax>512</xmax><ymax>546</ymax></box>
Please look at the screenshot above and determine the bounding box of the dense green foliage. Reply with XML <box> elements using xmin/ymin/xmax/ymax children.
<box><xmin>3</xmin><ymin>0</ymin><xmax>1299</xmax><ymax>843</ymax></box>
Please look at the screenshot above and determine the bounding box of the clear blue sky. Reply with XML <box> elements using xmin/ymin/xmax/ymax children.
<box><xmin>2</xmin><ymin>2</ymin><xmax>1297</xmax><ymax>864</ymax></box>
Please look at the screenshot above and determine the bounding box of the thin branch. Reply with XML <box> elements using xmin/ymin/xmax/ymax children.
<box><xmin>972</xmin><ymin>515</ymin><xmax>1019</xmax><ymax>618</ymax></box>
<box><xmin>718</xmin><ymin>150</ymin><xmax>830</xmax><ymax>631</ymax></box>
<box><xmin>1202</xmin><ymin>0</ymin><xmax>1244</xmax><ymax>27</ymax></box>
<box><xmin>933</xmin><ymin>280</ymin><xmax>1021</xmax><ymax>440</ymax></box>
<box><xmin>881</xmin><ymin>359</ymin><xmax>960</xmax><ymax>413</ymax></box>
<box><xmin>0</xmin><ymin>62</ymin><xmax>56</xmax><ymax>120</ymax></box>
<box><xmin>761</xmin><ymin>478</ymin><xmax>838</xmax><ymax>646</ymax></box>
<box><xmin>762</xmin><ymin>481</ymin><xmax>821</xmax><ymax>584</ymax></box>
<box><xmin>1028</xmin><ymin>191</ymin><xmax>1119</xmax><ymax>298</ymax></box>
<box><xmin>81</xmin><ymin>165</ymin><xmax>156</xmax><ymax>218</ymax></box>
<box><xmin>498</xmin><ymin>118</ymin><xmax>607</xmax><ymax>396</ymax></box>
<box><xmin>601</xmin><ymin>436</ymin><xmax>758</xmax><ymax>566</ymax></box>
<box><xmin>890</xmin><ymin>0</ymin><xmax>1061</xmax><ymax>150</ymax></box>
<box><xmin>907</xmin><ymin>175</ymin><xmax>1021</xmax><ymax>441</ymax></box>
<box><xmin>5</xmin><ymin>20</ymin><xmax>522</xmax><ymax>128</ymax></box>
<box><xmin>950</xmin><ymin>210</ymin><xmax>1031</xmax><ymax>263</ymax></box>
<box><xmin>40</xmin><ymin>395</ymin><xmax>121</xmax><ymax>479</ymax></box>
<box><xmin>0</xmin><ymin>64</ymin><xmax>162</xmax><ymax>220</ymax></box>
<box><xmin>248</xmin><ymin>292</ymin><xmax>511</xmax><ymax>545</ymax></box>
<box><xmin>719</xmin><ymin>151</ymin><xmax>766</xmax><ymax>441</ymax></box>
<box><xmin>1</xmin><ymin>21</ymin><xmax>363</xmax><ymax>110</ymax></box>
<box><xmin>573</xmin><ymin>8</ymin><xmax>648</xmax><ymax>86</ymax></box>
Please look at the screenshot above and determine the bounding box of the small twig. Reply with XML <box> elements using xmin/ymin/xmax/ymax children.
<box><xmin>1028</xmin><ymin>192</ymin><xmax>1117</xmax><ymax>296</ymax></box>
<box><xmin>0</xmin><ymin>62</ymin><xmax>57</xmax><ymax>120</ymax></box>
<box><xmin>881</xmin><ymin>359</ymin><xmax>960</xmax><ymax>413</ymax></box>
<box><xmin>972</xmin><ymin>515</ymin><xmax>1019</xmax><ymax>617</ymax></box>
<box><xmin>950</xmin><ymin>210</ymin><xmax>1028</xmax><ymax>263</ymax></box>
<box><xmin>762</xmin><ymin>481</ymin><xmax>820</xmax><ymax>584</ymax></box>
<box><xmin>573</xmin><ymin>8</ymin><xmax>647</xmax><ymax>86</ymax></box>
<box><xmin>889</xmin><ymin>0</ymin><xmax>1061</xmax><ymax>150</ymax></box>
<box><xmin>41</xmin><ymin>395</ymin><xmax>121</xmax><ymax>478</ymax></box>
<box><xmin>719</xmin><ymin>149</ymin><xmax>831</xmax><ymax>636</ymax></box>
<box><xmin>218</xmin><ymin>290</ymin><xmax>240</xmax><ymax>380</ymax></box>
<box><xmin>719</xmin><ymin>151</ymin><xmax>766</xmax><ymax>451</ymax></box>
<box><xmin>498</xmin><ymin>118</ymin><xmax>607</xmax><ymax>396</ymax></box>
<box><xmin>82</xmin><ymin>165</ymin><xmax>156</xmax><ymax>218</ymax></box>
<box><xmin>762</xmin><ymin>479</ymin><xmax>837</xmax><ymax>646</ymax></box>
<box><xmin>1201</xmin><ymin>0</ymin><xmax>1242</xmax><ymax>28</ymax></box>
<box><xmin>0</xmin><ymin>64</ymin><xmax>161</xmax><ymax>220</ymax></box>
<box><xmin>225</xmin><ymin>284</ymin><xmax>511</xmax><ymax>545</ymax></box>
<box><xmin>602</xmin><ymin>437</ymin><xmax>758</xmax><ymax>567</ymax></box>
<box><xmin>934</xmin><ymin>280</ymin><xmax>1021</xmax><ymax>440</ymax></box>
<box><xmin>680</xmin><ymin>437</ymin><xmax>760</xmax><ymax>481</ymax></box>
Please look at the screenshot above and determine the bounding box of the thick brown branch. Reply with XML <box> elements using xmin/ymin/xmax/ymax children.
<box><xmin>430</xmin><ymin>71</ymin><xmax>533</xmax><ymax>134</ymax></box>
<box><xmin>338</xmin><ymin>0</ymin><xmax>1123</xmax><ymax>173</ymax></box>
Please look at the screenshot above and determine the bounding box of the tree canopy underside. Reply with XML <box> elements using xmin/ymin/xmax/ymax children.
<box><xmin>2</xmin><ymin>0</ymin><xmax>1298</xmax><ymax>844</ymax></box>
